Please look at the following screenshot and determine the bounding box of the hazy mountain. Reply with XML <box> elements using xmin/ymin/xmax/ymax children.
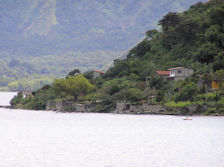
<box><xmin>0</xmin><ymin>0</ymin><xmax>206</xmax><ymax>90</ymax></box>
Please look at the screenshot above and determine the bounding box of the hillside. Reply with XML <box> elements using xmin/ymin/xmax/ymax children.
<box><xmin>11</xmin><ymin>0</ymin><xmax>224</xmax><ymax>115</ymax></box>
<box><xmin>0</xmin><ymin>0</ymin><xmax>206</xmax><ymax>91</ymax></box>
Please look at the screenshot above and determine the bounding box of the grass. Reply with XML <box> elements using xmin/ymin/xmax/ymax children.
<box><xmin>165</xmin><ymin>101</ymin><xmax>191</xmax><ymax>108</ymax></box>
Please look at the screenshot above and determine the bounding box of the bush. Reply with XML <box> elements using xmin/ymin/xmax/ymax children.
<box><xmin>156</xmin><ymin>90</ymin><xmax>165</xmax><ymax>102</ymax></box>
<box><xmin>207</xmin><ymin>108</ymin><xmax>217</xmax><ymax>114</ymax></box>
<box><xmin>165</xmin><ymin>101</ymin><xmax>191</xmax><ymax>108</ymax></box>
<box><xmin>206</xmin><ymin>92</ymin><xmax>219</xmax><ymax>101</ymax></box>
<box><xmin>125</xmin><ymin>88</ymin><xmax>143</xmax><ymax>102</ymax></box>
<box><xmin>10</xmin><ymin>92</ymin><xmax>24</xmax><ymax>106</ymax></box>
<box><xmin>174</xmin><ymin>82</ymin><xmax>198</xmax><ymax>102</ymax></box>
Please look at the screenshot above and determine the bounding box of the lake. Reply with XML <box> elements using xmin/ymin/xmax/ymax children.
<box><xmin>0</xmin><ymin>92</ymin><xmax>17</xmax><ymax>106</ymax></box>
<box><xmin>0</xmin><ymin>93</ymin><xmax>224</xmax><ymax>167</ymax></box>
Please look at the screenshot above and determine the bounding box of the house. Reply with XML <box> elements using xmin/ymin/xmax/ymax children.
<box><xmin>20</xmin><ymin>91</ymin><xmax>34</xmax><ymax>99</ymax></box>
<box><xmin>146</xmin><ymin>67</ymin><xmax>194</xmax><ymax>83</ymax></box>
<box><xmin>211</xmin><ymin>80</ymin><xmax>224</xmax><ymax>90</ymax></box>
<box><xmin>93</xmin><ymin>70</ymin><xmax>104</xmax><ymax>79</ymax></box>
<box><xmin>167</xmin><ymin>67</ymin><xmax>194</xmax><ymax>81</ymax></box>
<box><xmin>146</xmin><ymin>70</ymin><xmax>170</xmax><ymax>83</ymax></box>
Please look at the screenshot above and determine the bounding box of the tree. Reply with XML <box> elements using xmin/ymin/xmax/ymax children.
<box><xmin>176</xmin><ymin>20</ymin><xmax>198</xmax><ymax>42</ymax></box>
<box><xmin>156</xmin><ymin>90</ymin><xmax>165</xmax><ymax>102</ymax></box>
<box><xmin>196</xmin><ymin>43</ymin><xmax>217</xmax><ymax>64</ymax></box>
<box><xmin>205</xmin><ymin>25</ymin><xmax>224</xmax><ymax>49</ymax></box>
<box><xmin>158</xmin><ymin>12</ymin><xmax>180</xmax><ymax>32</ymax></box>
<box><xmin>136</xmin><ymin>40</ymin><xmax>151</xmax><ymax>57</ymax></box>
<box><xmin>149</xmin><ymin>76</ymin><xmax>166</xmax><ymax>90</ymax></box>
<box><xmin>125</xmin><ymin>88</ymin><xmax>143</xmax><ymax>102</ymax></box>
<box><xmin>209</xmin><ymin>8</ymin><xmax>224</xmax><ymax>29</ymax></box>
<box><xmin>213</xmin><ymin>52</ymin><xmax>224</xmax><ymax>71</ymax></box>
<box><xmin>66</xmin><ymin>69</ymin><xmax>81</xmax><ymax>78</ymax></box>
<box><xmin>146</xmin><ymin>29</ymin><xmax>159</xmax><ymax>39</ymax></box>
<box><xmin>52</xmin><ymin>75</ymin><xmax>94</xmax><ymax>100</ymax></box>
<box><xmin>83</xmin><ymin>71</ymin><xmax>94</xmax><ymax>80</ymax></box>
<box><xmin>174</xmin><ymin>82</ymin><xmax>198</xmax><ymax>102</ymax></box>
<box><xmin>10</xmin><ymin>92</ymin><xmax>24</xmax><ymax>106</ymax></box>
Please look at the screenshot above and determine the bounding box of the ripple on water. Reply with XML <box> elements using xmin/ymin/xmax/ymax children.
<box><xmin>0</xmin><ymin>108</ymin><xmax>223</xmax><ymax>167</ymax></box>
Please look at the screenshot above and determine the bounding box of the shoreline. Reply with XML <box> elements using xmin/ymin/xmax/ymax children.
<box><xmin>1</xmin><ymin>106</ymin><xmax>224</xmax><ymax>116</ymax></box>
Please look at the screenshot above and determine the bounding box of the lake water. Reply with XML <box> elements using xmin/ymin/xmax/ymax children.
<box><xmin>0</xmin><ymin>93</ymin><xmax>224</xmax><ymax>167</ymax></box>
<box><xmin>0</xmin><ymin>92</ymin><xmax>17</xmax><ymax>106</ymax></box>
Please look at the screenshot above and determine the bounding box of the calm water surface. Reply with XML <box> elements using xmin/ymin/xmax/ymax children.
<box><xmin>0</xmin><ymin>93</ymin><xmax>224</xmax><ymax>167</ymax></box>
<box><xmin>0</xmin><ymin>92</ymin><xmax>17</xmax><ymax>106</ymax></box>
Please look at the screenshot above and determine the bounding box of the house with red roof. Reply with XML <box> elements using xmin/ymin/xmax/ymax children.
<box><xmin>93</xmin><ymin>70</ymin><xmax>104</xmax><ymax>79</ymax></box>
<box><xmin>151</xmin><ymin>67</ymin><xmax>194</xmax><ymax>82</ymax></box>
<box><xmin>167</xmin><ymin>67</ymin><xmax>194</xmax><ymax>81</ymax></box>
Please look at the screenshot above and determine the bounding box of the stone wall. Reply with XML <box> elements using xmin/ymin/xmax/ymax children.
<box><xmin>167</xmin><ymin>104</ymin><xmax>207</xmax><ymax>115</ymax></box>
<box><xmin>46</xmin><ymin>100</ymin><xmax>96</xmax><ymax>112</ymax></box>
<box><xmin>115</xmin><ymin>102</ymin><xmax>164</xmax><ymax>114</ymax></box>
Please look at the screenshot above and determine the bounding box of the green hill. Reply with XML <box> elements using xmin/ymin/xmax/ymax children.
<box><xmin>11</xmin><ymin>0</ymin><xmax>224</xmax><ymax>115</ymax></box>
<box><xmin>0</xmin><ymin>0</ymin><xmax>206</xmax><ymax>91</ymax></box>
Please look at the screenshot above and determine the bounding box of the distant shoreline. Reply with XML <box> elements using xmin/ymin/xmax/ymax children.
<box><xmin>1</xmin><ymin>106</ymin><xmax>224</xmax><ymax>117</ymax></box>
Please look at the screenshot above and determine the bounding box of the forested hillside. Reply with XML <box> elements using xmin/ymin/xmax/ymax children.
<box><xmin>12</xmin><ymin>0</ymin><xmax>224</xmax><ymax>115</ymax></box>
<box><xmin>0</xmin><ymin>0</ymin><xmax>205</xmax><ymax>91</ymax></box>
<box><xmin>105</xmin><ymin>0</ymin><xmax>224</xmax><ymax>79</ymax></box>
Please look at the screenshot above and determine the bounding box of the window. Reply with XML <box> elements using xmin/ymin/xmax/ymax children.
<box><xmin>177</xmin><ymin>70</ymin><xmax>182</xmax><ymax>73</ymax></box>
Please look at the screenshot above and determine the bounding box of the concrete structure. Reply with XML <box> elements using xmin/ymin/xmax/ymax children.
<box><xmin>115</xmin><ymin>102</ymin><xmax>164</xmax><ymax>114</ymax></box>
<box><xmin>167</xmin><ymin>67</ymin><xmax>194</xmax><ymax>81</ymax></box>
<box><xmin>20</xmin><ymin>91</ymin><xmax>34</xmax><ymax>99</ymax></box>
<box><xmin>93</xmin><ymin>70</ymin><xmax>104</xmax><ymax>79</ymax></box>
<box><xmin>147</xmin><ymin>67</ymin><xmax>194</xmax><ymax>83</ymax></box>
<box><xmin>46</xmin><ymin>100</ymin><xmax>96</xmax><ymax>112</ymax></box>
<box><xmin>211</xmin><ymin>80</ymin><xmax>224</xmax><ymax>90</ymax></box>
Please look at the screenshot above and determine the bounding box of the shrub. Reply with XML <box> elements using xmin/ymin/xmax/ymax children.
<box><xmin>174</xmin><ymin>82</ymin><xmax>198</xmax><ymax>102</ymax></box>
<box><xmin>165</xmin><ymin>101</ymin><xmax>191</xmax><ymax>108</ymax></box>
<box><xmin>10</xmin><ymin>92</ymin><xmax>24</xmax><ymax>106</ymax></box>
<box><xmin>207</xmin><ymin>108</ymin><xmax>217</xmax><ymax>114</ymax></box>
<box><xmin>125</xmin><ymin>88</ymin><xmax>143</xmax><ymax>102</ymax></box>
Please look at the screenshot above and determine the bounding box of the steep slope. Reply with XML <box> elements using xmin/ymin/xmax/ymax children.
<box><xmin>11</xmin><ymin>0</ymin><xmax>224</xmax><ymax>115</ymax></box>
<box><xmin>0</xmin><ymin>0</ymin><xmax>206</xmax><ymax>91</ymax></box>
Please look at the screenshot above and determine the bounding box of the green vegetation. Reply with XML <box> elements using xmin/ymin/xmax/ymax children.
<box><xmin>0</xmin><ymin>51</ymin><xmax>117</xmax><ymax>91</ymax></box>
<box><xmin>165</xmin><ymin>101</ymin><xmax>192</xmax><ymax>108</ymax></box>
<box><xmin>11</xmin><ymin>75</ymin><xmax>94</xmax><ymax>110</ymax></box>
<box><xmin>11</xmin><ymin>0</ymin><xmax>224</xmax><ymax>115</ymax></box>
<box><xmin>52</xmin><ymin>75</ymin><xmax>94</xmax><ymax>100</ymax></box>
<box><xmin>0</xmin><ymin>0</ymin><xmax>204</xmax><ymax>91</ymax></box>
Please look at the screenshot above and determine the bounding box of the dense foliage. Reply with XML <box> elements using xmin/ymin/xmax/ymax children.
<box><xmin>0</xmin><ymin>0</ymin><xmax>205</xmax><ymax>91</ymax></box>
<box><xmin>11</xmin><ymin>0</ymin><xmax>224</xmax><ymax>115</ymax></box>
<box><xmin>52</xmin><ymin>75</ymin><xmax>94</xmax><ymax>100</ymax></box>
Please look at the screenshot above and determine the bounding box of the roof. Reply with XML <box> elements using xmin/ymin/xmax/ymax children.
<box><xmin>156</xmin><ymin>71</ymin><xmax>170</xmax><ymax>76</ymax></box>
<box><xmin>95</xmin><ymin>70</ymin><xmax>104</xmax><ymax>74</ymax></box>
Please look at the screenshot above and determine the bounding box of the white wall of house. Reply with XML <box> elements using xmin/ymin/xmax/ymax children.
<box><xmin>168</xmin><ymin>67</ymin><xmax>194</xmax><ymax>81</ymax></box>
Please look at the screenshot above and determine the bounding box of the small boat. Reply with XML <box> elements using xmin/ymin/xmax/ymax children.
<box><xmin>183</xmin><ymin>116</ymin><xmax>192</xmax><ymax>120</ymax></box>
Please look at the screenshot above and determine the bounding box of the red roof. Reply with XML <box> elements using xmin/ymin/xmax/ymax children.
<box><xmin>156</xmin><ymin>71</ymin><xmax>170</xmax><ymax>76</ymax></box>
<box><xmin>95</xmin><ymin>70</ymin><xmax>104</xmax><ymax>74</ymax></box>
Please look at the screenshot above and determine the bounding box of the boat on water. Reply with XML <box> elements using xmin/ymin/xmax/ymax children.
<box><xmin>183</xmin><ymin>116</ymin><xmax>192</xmax><ymax>120</ymax></box>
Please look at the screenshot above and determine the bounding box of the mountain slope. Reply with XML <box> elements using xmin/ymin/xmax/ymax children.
<box><xmin>0</xmin><ymin>0</ymin><xmax>206</xmax><ymax>90</ymax></box>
